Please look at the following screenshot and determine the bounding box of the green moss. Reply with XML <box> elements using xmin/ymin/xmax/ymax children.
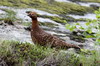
<box><xmin>75</xmin><ymin>18</ymin><xmax>86</xmax><ymax>22</ymax></box>
<box><xmin>0</xmin><ymin>0</ymin><xmax>94</xmax><ymax>15</ymax></box>
<box><xmin>81</xmin><ymin>0</ymin><xmax>100</xmax><ymax>3</ymax></box>
<box><xmin>40</xmin><ymin>22</ymin><xmax>58</xmax><ymax>28</ymax></box>
<box><xmin>22</xmin><ymin>22</ymin><xmax>31</xmax><ymax>26</ymax></box>
<box><xmin>0</xmin><ymin>18</ymin><xmax>4</xmax><ymax>21</ymax></box>
<box><xmin>35</xmin><ymin>1</ymin><xmax>94</xmax><ymax>15</ymax></box>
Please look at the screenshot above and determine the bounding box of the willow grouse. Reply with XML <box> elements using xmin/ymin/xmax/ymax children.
<box><xmin>26</xmin><ymin>11</ymin><xmax>80</xmax><ymax>49</ymax></box>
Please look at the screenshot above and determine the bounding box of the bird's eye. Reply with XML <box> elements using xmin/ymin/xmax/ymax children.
<box><xmin>32</xmin><ymin>14</ymin><xmax>34</xmax><ymax>16</ymax></box>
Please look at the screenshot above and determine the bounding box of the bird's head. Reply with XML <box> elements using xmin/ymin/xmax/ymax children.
<box><xmin>26</xmin><ymin>11</ymin><xmax>37</xmax><ymax>19</ymax></box>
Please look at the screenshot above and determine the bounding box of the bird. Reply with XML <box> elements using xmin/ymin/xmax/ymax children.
<box><xmin>26</xmin><ymin>11</ymin><xmax>80</xmax><ymax>50</ymax></box>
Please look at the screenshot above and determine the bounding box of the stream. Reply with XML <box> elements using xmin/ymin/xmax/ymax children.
<box><xmin>0</xmin><ymin>0</ymin><xmax>100</xmax><ymax>50</ymax></box>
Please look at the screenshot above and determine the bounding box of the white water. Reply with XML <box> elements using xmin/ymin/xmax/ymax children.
<box><xmin>68</xmin><ymin>13</ymin><xmax>96</xmax><ymax>20</ymax></box>
<box><xmin>0</xmin><ymin>6</ymin><xmax>58</xmax><ymax>16</ymax></box>
<box><xmin>0</xmin><ymin>9</ymin><xmax>6</xmax><ymax>18</ymax></box>
<box><xmin>78</xmin><ymin>2</ymin><xmax>100</xmax><ymax>7</ymax></box>
<box><xmin>38</xmin><ymin>18</ymin><xmax>66</xmax><ymax>31</ymax></box>
<box><xmin>0</xmin><ymin>25</ymin><xmax>32</xmax><ymax>43</ymax></box>
<box><xmin>14</xmin><ymin>8</ymin><xmax>59</xmax><ymax>22</ymax></box>
<box><xmin>0</xmin><ymin>6</ymin><xmax>59</xmax><ymax>22</ymax></box>
<box><xmin>0</xmin><ymin>10</ymin><xmax>6</xmax><ymax>14</ymax></box>
<box><xmin>55</xmin><ymin>0</ymin><xmax>71</xmax><ymax>2</ymax></box>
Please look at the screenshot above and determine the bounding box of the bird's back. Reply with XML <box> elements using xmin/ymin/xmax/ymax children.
<box><xmin>31</xmin><ymin>27</ymin><xmax>80</xmax><ymax>49</ymax></box>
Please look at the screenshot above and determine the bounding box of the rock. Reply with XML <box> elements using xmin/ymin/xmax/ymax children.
<box><xmin>68</xmin><ymin>30</ymin><xmax>85</xmax><ymax>43</ymax></box>
<box><xmin>0</xmin><ymin>58</ymin><xmax>7</xmax><ymax>66</ymax></box>
<box><xmin>0</xmin><ymin>22</ymin><xmax>3</xmax><ymax>25</ymax></box>
<box><xmin>4</xmin><ymin>19</ymin><xmax>14</xmax><ymax>25</ymax></box>
<box><xmin>90</xmin><ymin>4</ymin><xmax>100</xmax><ymax>10</ymax></box>
<box><xmin>24</xmin><ymin>26</ymin><xmax>31</xmax><ymax>31</ymax></box>
<box><xmin>69</xmin><ymin>0</ymin><xmax>81</xmax><ymax>2</ymax></box>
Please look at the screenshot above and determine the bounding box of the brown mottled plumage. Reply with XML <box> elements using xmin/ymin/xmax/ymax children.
<box><xmin>26</xmin><ymin>11</ymin><xmax>80</xmax><ymax>49</ymax></box>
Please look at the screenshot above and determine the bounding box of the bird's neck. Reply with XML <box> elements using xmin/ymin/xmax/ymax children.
<box><xmin>32</xmin><ymin>18</ymin><xmax>39</xmax><ymax>29</ymax></box>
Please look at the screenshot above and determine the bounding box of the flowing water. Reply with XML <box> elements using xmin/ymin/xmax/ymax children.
<box><xmin>55</xmin><ymin>0</ymin><xmax>71</xmax><ymax>2</ymax></box>
<box><xmin>68</xmin><ymin>13</ymin><xmax>96</xmax><ymax>20</ymax></box>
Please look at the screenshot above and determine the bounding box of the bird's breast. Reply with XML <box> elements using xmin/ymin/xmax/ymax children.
<box><xmin>31</xmin><ymin>30</ymin><xmax>44</xmax><ymax>44</ymax></box>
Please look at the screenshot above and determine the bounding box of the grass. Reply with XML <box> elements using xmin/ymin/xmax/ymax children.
<box><xmin>0</xmin><ymin>40</ymin><xmax>54</xmax><ymax>66</ymax></box>
<box><xmin>0</xmin><ymin>40</ymin><xmax>100</xmax><ymax>66</ymax></box>
<box><xmin>0</xmin><ymin>0</ymin><xmax>94</xmax><ymax>15</ymax></box>
<box><xmin>79</xmin><ymin>49</ymin><xmax>100</xmax><ymax>66</ymax></box>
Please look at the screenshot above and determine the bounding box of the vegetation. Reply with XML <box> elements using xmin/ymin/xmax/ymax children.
<box><xmin>0</xmin><ymin>40</ymin><xmax>100</xmax><ymax>66</ymax></box>
<box><xmin>79</xmin><ymin>49</ymin><xmax>100</xmax><ymax>66</ymax></box>
<box><xmin>40</xmin><ymin>22</ymin><xmax>58</xmax><ymax>28</ymax></box>
<box><xmin>38</xmin><ymin>14</ymin><xmax>86</xmax><ymax>24</ymax></box>
<box><xmin>0</xmin><ymin>0</ymin><xmax>100</xmax><ymax>66</ymax></box>
<box><xmin>66</xmin><ymin>9</ymin><xmax>100</xmax><ymax>45</ymax></box>
<box><xmin>38</xmin><ymin>15</ymin><xmax>67</xmax><ymax>24</ymax></box>
<box><xmin>0</xmin><ymin>0</ymin><xmax>94</xmax><ymax>15</ymax></box>
<box><xmin>0</xmin><ymin>40</ymin><xmax>54</xmax><ymax>66</ymax></box>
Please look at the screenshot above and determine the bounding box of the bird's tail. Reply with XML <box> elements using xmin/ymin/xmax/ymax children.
<box><xmin>61</xmin><ymin>42</ymin><xmax>81</xmax><ymax>50</ymax></box>
<box><xmin>70</xmin><ymin>44</ymin><xmax>81</xmax><ymax>49</ymax></box>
